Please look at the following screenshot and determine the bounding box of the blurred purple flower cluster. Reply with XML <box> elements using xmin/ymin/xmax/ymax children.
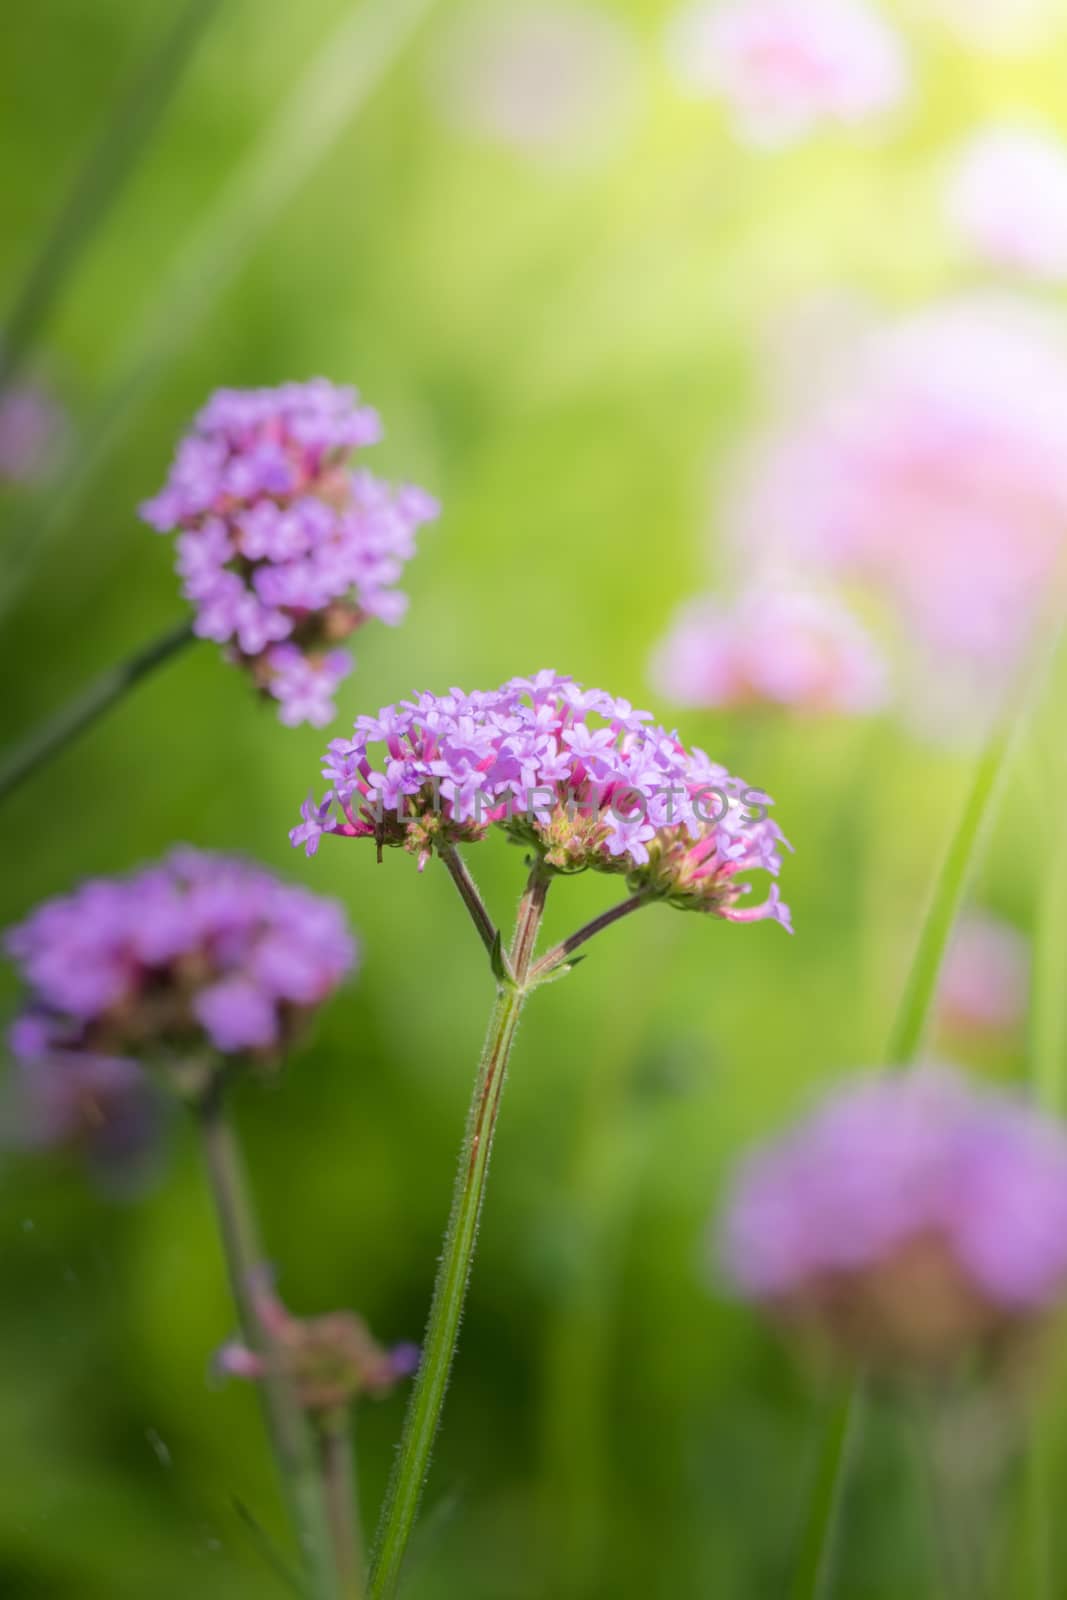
<box><xmin>141</xmin><ymin>380</ymin><xmax>439</xmax><ymax>726</ymax></box>
<box><xmin>293</xmin><ymin>671</ymin><xmax>791</xmax><ymax>928</ymax></box>
<box><xmin>721</xmin><ymin>1067</ymin><xmax>1067</xmax><ymax>1366</ymax></box>
<box><xmin>6</xmin><ymin>847</ymin><xmax>356</xmax><ymax>1068</ymax></box>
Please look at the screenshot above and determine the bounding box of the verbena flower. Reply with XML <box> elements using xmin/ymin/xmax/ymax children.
<box><xmin>666</xmin><ymin>0</ymin><xmax>909</xmax><ymax>147</ymax></box>
<box><xmin>291</xmin><ymin>672</ymin><xmax>791</xmax><ymax>929</ymax></box>
<box><xmin>727</xmin><ymin>296</ymin><xmax>1067</xmax><ymax>704</ymax></box>
<box><xmin>216</xmin><ymin>1272</ymin><xmax>418</xmax><ymax>1418</ymax></box>
<box><xmin>141</xmin><ymin>380</ymin><xmax>439</xmax><ymax>727</ymax></box>
<box><xmin>944</xmin><ymin>124</ymin><xmax>1067</xmax><ymax>283</ymax></box>
<box><xmin>5</xmin><ymin>849</ymin><xmax>357</xmax><ymax>1087</ymax></box>
<box><xmin>937</xmin><ymin>913</ymin><xmax>1029</xmax><ymax>1039</ymax></box>
<box><xmin>720</xmin><ymin>1067</ymin><xmax>1067</xmax><ymax>1368</ymax></box>
<box><xmin>650</xmin><ymin>585</ymin><xmax>888</xmax><ymax>715</ymax></box>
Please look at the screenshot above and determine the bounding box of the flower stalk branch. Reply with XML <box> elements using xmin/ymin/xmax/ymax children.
<box><xmin>316</xmin><ymin>1410</ymin><xmax>365</xmax><ymax>1600</ymax></box>
<box><xmin>528</xmin><ymin>891</ymin><xmax>655</xmax><ymax>984</ymax></box>
<box><xmin>438</xmin><ymin>843</ymin><xmax>500</xmax><ymax>961</ymax></box>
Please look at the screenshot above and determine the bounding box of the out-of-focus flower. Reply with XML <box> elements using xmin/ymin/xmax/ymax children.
<box><xmin>292</xmin><ymin>672</ymin><xmax>792</xmax><ymax>929</ymax></box>
<box><xmin>727</xmin><ymin>296</ymin><xmax>1067</xmax><ymax>699</ymax></box>
<box><xmin>5</xmin><ymin>849</ymin><xmax>357</xmax><ymax>1086</ymax></box>
<box><xmin>945</xmin><ymin>125</ymin><xmax>1067</xmax><ymax>282</ymax></box>
<box><xmin>937</xmin><ymin>913</ymin><xmax>1029</xmax><ymax>1038</ymax></box>
<box><xmin>720</xmin><ymin>1067</ymin><xmax>1067</xmax><ymax>1368</ymax></box>
<box><xmin>666</xmin><ymin>0</ymin><xmax>909</xmax><ymax>147</ymax></box>
<box><xmin>650</xmin><ymin>585</ymin><xmax>888</xmax><ymax>715</ymax></box>
<box><xmin>929</xmin><ymin>0</ymin><xmax>1058</xmax><ymax>57</ymax></box>
<box><xmin>0</xmin><ymin>382</ymin><xmax>64</xmax><ymax>484</ymax></box>
<box><xmin>217</xmin><ymin>1273</ymin><xmax>418</xmax><ymax>1418</ymax></box>
<box><xmin>430</xmin><ymin>2</ymin><xmax>639</xmax><ymax>161</ymax></box>
<box><xmin>141</xmin><ymin>381</ymin><xmax>439</xmax><ymax>727</ymax></box>
<box><xmin>6</xmin><ymin>1033</ymin><xmax>162</xmax><ymax>1179</ymax></box>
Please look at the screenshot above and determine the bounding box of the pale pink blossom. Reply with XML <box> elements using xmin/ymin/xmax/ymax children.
<box><xmin>945</xmin><ymin>125</ymin><xmax>1067</xmax><ymax>282</ymax></box>
<box><xmin>727</xmin><ymin>296</ymin><xmax>1067</xmax><ymax>695</ymax></box>
<box><xmin>666</xmin><ymin>0</ymin><xmax>909</xmax><ymax>146</ymax></box>
<box><xmin>431</xmin><ymin>3</ymin><xmax>639</xmax><ymax>160</ymax></box>
<box><xmin>650</xmin><ymin>585</ymin><xmax>888</xmax><ymax>715</ymax></box>
<box><xmin>938</xmin><ymin>913</ymin><xmax>1029</xmax><ymax>1038</ymax></box>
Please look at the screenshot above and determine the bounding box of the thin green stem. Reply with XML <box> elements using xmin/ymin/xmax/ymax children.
<box><xmin>791</xmin><ymin>1388</ymin><xmax>863</xmax><ymax>1600</ymax></box>
<box><xmin>0</xmin><ymin>619</ymin><xmax>194</xmax><ymax>805</ymax></box>
<box><xmin>1018</xmin><ymin>710</ymin><xmax>1067</xmax><ymax>1600</ymax></box>
<box><xmin>0</xmin><ymin>0</ymin><xmax>223</xmax><ymax>393</ymax></box>
<box><xmin>439</xmin><ymin>844</ymin><xmax>499</xmax><ymax>959</ymax></box>
<box><xmin>368</xmin><ymin>863</ymin><xmax>552</xmax><ymax>1599</ymax></box>
<box><xmin>528</xmin><ymin>891</ymin><xmax>654</xmax><ymax>984</ymax></box>
<box><xmin>318</xmin><ymin>1411</ymin><xmax>365</xmax><ymax>1600</ymax></box>
<box><xmin>0</xmin><ymin>0</ymin><xmax>438</xmax><ymax>620</ymax></box>
<box><xmin>196</xmin><ymin>1083</ymin><xmax>339</xmax><ymax>1600</ymax></box>
<box><xmin>885</xmin><ymin>724</ymin><xmax>1013</xmax><ymax>1065</ymax></box>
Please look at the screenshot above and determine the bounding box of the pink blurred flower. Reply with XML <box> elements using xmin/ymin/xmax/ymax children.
<box><xmin>727</xmin><ymin>296</ymin><xmax>1067</xmax><ymax>698</ymax></box>
<box><xmin>666</xmin><ymin>0</ymin><xmax>909</xmax><ymax>147</ymax></box>
<box><xmin>0</xmin><ymin>382</ymin><xmax>64</xmax><ymax>484</ymax></box>
<box><xmin>720</xmin><ymin>1066</ymin><xmax>1067</xmax><ymax>1368</ymax></box>
<box><xmin>945</xmin><ymin>125</ymin><xmax>1067</xmax><ymax>282</ymax></box>
<box><xmin>650</xmin><ymin>585</ymin><xmax>888</xmax><ymax>715</ymax></box>
<box><xmin>937</xmin><ymin>913</ymin><xmax>1029</xmax><ymax>1038</ymax></box>
<box><xmin>431</xmin><ymin>3</ymin><xmax>639</xmax><ymax>161</ymax></box>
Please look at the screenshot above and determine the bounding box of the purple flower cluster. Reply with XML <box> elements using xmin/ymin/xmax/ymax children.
<box><xmin>292</xmin><ymin>672</ymin><xmax>791</xmax><ymax>928</ymax></box>
<box><xmin>141</xmin><ymin>381</ymin><xmax>439</xmax><ymax>726</ymax></box>
<box><xmin>5</xmin><ymin>849</ymin><xmax>357</xmax><ymax>1073</ymax></box>
<box><xmin>721</xmin><ymin>1068</ymin><xmax>1067</xmax><ymax>1366</ymax></box>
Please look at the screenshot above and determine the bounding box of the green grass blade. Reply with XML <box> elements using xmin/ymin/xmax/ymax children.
<box><xmin>0</xmin><ymin>0</ymin><xmax>224</xmax><ymax>392</ymax></box>
<box><xmin>793</xmin><ymin>703</ymin><xmax>1028</xmax><ymax>1600</ymax></box>
<box><xmin>0</xmin><ymin>0</ymin><xmax>437</xmax><ymax>619</ymax></box>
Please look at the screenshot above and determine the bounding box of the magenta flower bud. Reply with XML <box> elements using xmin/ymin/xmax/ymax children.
<box><xmin>216</xmin><ymin>1275</ymin><xmax>417</xmax><ymax>1417</ymax></box>
<box><xmin>290</xmin><ymin>672</ymin><xmax>791</xmax><ymax>929</ymax></box>
<box><xmin>720</xmin><ymin>1067</ymin><xmax>1067</xmax><ymax>1370</ymax></box>
<box><xmin>4</xmin><ymin>849</ymin><xmax>357</xmax><ymax>1100</ymax></box>
<box><xmin>140</xmin><ymin>381</ymin><xmax>439</xmax><ymax>727</ymax></box>
<box><xmin>651</xmin><ymin>586</ymin><xmax>889</xmax><ymax>716</ymax></box>
<box><xmin>666</xmin><ymin>0</ymin><xmax>910</xmax><ymax>148</ymax></box>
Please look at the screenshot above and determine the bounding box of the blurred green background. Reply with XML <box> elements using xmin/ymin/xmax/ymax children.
<box><xmin>2</xmin><ymin>2</ymin><xmax>1065</xmax><ymax>1595</ymax></box>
